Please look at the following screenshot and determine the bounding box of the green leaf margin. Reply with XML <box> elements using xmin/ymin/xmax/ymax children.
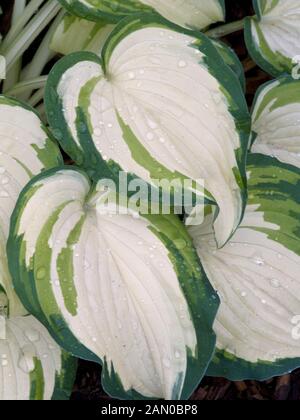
<box><xmin>212</xmin><ymin>39</ymin><xmax>246</xmax><ymax>92</ymax></box>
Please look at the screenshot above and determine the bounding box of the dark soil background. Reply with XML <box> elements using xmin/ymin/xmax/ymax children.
<box><xmin>1</xmin><ymin>0</ymin><xmax>299</xmax><ymax>401</ymax></box>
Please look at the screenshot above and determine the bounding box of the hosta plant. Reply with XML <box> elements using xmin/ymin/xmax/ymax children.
<box><xmin>1</xmin><ymin>0</ymin><xmax>300</xmax><ymax>402</ymax></box>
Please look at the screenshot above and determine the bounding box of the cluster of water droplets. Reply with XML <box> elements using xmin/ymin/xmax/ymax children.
<box><xmin>206</xmin><ymin>240</ymin><xmax>285</xmax><ymax>308</ymax></box>
<box><xmin>0</xmin><ymin>321</ymin><xmax>52</xmax><ymax>373</ymax></box>
<box><xmin>233</xmin><ymin>249</ymin><xmax>283</xmax><ymax>304</ymax></box>
<box><xmin>162</xmin><ymin>347</ymin><xmax>183</xmax><ymax>370</ymax></box>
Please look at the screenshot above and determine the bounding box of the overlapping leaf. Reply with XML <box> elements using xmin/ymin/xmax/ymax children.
<box><xmin>46</xmin><ymin>15</ymin><xmax>250</xmax><ymax>248</ymax></box>
<box><xmin>189</xmin><ymin>154</ymin><xmax>300</xmax><ymax>380</ymax></box>
<box><xmin>8</xmin><ymin>167</ymin><xmax>218</xmax><ymax>400</ymax></box>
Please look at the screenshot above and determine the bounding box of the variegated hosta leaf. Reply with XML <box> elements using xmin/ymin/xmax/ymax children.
<box><xmin>50</xmin><ymin>16</ymin><xmax>246</xmax><ymax>91</ymax></box>
<box><xmin>0</xmin><ymin>312</ymin><xmax>76</xmax><ymax>400</ymax></box>
<box><xmin>0</xmin><ymin>97</ymin><xmax>63</xmax><ymax>316</ymax></box>
<box><xmin>245</xmin><ymin>0</ymin><xmax>300</xmax><ymax>77</ymax></box>
<box><xmin>189</xmin><ymin>153</ymin><xmax>300</xmax><ymax>380</ymax></box>
<box><xmin>58</xmin><ymin>0</ymin><xmax>225</xmax><ymax>30</ymax></box>
<box><xmin>251</xmin><ymin>76</ymin><xmax>300</xmax><ymax>168</ymax></box>
<box><xmin>50</xmin><ymin>14</ymin><xmax>115</xmax><ymax>56</ymax></box>
<box><xmin>50</xmin><ymin>17</ymin><xmax>246</xmax><ymax>92</ymax></box>
<box><xmin>45</xmin><ymin>15</ymin><xmax>250</xmax><ymax>248</ymax></box>
<box><xmin>8</xmin><ymin>167</ymin><xmax>218</xmax><ymax>400</ymax></box>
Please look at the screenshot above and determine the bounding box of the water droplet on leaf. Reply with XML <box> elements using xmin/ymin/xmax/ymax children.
<box><xmin>18</xmin><ymin>344</ymin><xmax>36</xmax><ymax>373</ymax></box>
<box><xmin>25</xmin><ymin>329</ymin><xmax>40</xmax><ymax>343</ymax></box>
